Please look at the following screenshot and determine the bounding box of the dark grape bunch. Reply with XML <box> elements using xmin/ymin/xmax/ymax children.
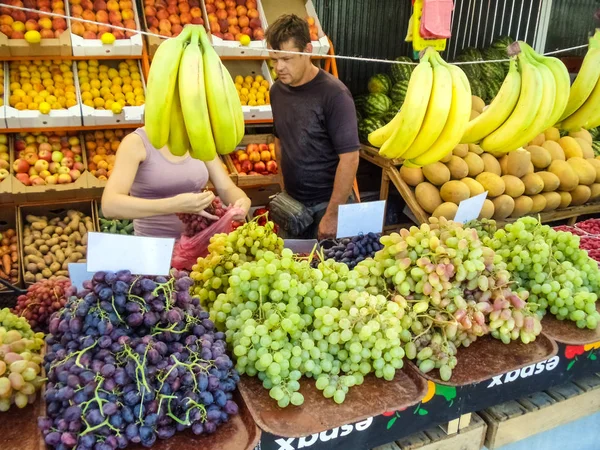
<box><xmin>39</xmin><ymin>269</ymin><xmax>239</xmax><ymax>449</ymax></box>
<box><xmin>13</xmin><ymin>278</ymin><xmax>76</xmax><ymax>332</ymax></box>
<box><xmin>177</xmin><ymin>197</ymin><xmax>231</xmax><ymax>237</ymax></box>
<box><xmin>321</xmin><ymin>233</ymin><xmax>383</xmax><ymax>268</ymax></box>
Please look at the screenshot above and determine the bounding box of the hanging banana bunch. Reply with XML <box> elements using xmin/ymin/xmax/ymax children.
<box><xmin>368</xmin><ymin>48</ymin><xmax>471</xmax><ymax>167</ymax></box>
<box><xmin>558</xmin><ymin>30</ymin><xmax>600</xmax><ymax>132</ymax></box>
<box><xmin>460</xmin><ymin>41</ymin><xmax>570</xmax><ymax>156</ymax></box>
<box><xmin>144</xmin><ymin>25</ymin><xmax>245</xmax><ymax>161</ymax></box>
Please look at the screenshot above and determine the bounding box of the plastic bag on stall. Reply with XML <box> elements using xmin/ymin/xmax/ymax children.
<box><xmin>171</xmin><ymin>207</ymin><xmax>246</xmax><ymax>270</ymax></box>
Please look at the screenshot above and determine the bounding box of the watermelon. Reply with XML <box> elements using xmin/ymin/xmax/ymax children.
<box><xmin>592</xmin><ymin>141</ymin><xmax>600</xmax><ymax>157</ymax></box>
<box><xmin>358</xmin><ymin>117</ymin><xmax>385</xmax><ymax>144</ymax></box>
<box><xmin>469</xmin><ymin>79</ymin><xmax>486</xmax><ymax>100</ymax></box>
<box><xmin>456</xmin><ymin>54</ymin><xmax>482</xmax><ymax>81</ymax></box>
<box><xmin>462</xmin><ymin>47</ymin><xmax>483</xmax><ymax>61</ymax></box>
<box><xmin>382</xmin><ymin>110</ymin><xmax>397</xmax><ymax>124</ymax></box>
<box><xmin>484</xmin><ymin>78</ymin><xmax>503</xmax><ymax>103</ymax></box>
<box><xmin>390</xmin><ymin>80</ymin><xmax>410</xmax><ymax>104</ymax></box>
<box><xmin>391</xmin><ymin>101</ymin><xmax>403</xmax><ymax>112</ymax></box>
<box><xmin>364</xmin><ymin>93</ymin><xmax>392</xmax><ymax>118</ymax></box>
<box><xmin>483</xmin><ymin>47</ymin><xmax>509</xmax><ymax>76</ymax></box>
<box><xmin>368</xmin><ymin>73</ymin><xmax>392</xmax><ymax>94</ymax></box>
<box><xmin>492</xmin><ymin>35</ymin><xmax>515</xmax><ymax>50</ymax></box>
<box><xmin>590</xmin><ymin>126</ymin><xmax>600</xmax><ymax>140</ymax></box>
<box><xmin>353</xmin><ymin>94</ymin><xmax>368</xmax><ymax>114</ymax></box>
<box><xmin>356</xmin><ymin>109</ymin><xmax>363</xmax><ymax>121</ymax></box>
<box><xmin>389</xmin><ymin>56</ymin><xmax>415</xmax><ymax>83</ymax></box>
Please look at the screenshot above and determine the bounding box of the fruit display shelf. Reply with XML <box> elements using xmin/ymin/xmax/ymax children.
<box><xmin>238</xmin><ymin>364</ymin><xmax>428</xmax><ymax>438</ymax></box>
<box><xmin>0</xmin><ymin>63</ymin><xmax>6</xmax><ymax>129</ymax></box>
<box><xmin>65</xmin><ymin>0</ymin><xmax>144</xmax><ymax>57</ymax></box>
<box><xmin>223</xmin><ymin>58</ymin><xmax>273</xmax><ymax>121</ymax></box>
<box><xmin>227</xmin><ymin>133</ymin><xmax>280</xmax><ymax>187</ymax></box>
<box><xmin>3</xmin><ymin>61</ymin><xmax>83</xmax><ymax>129</ymax></box>
<box><xmin>261</xmin><ymin>0</ymin><xmax>330</xmax><ymax>55</ymax></box>
<box><xmin>0</xmin><ymin>204</ymin><xmax>21</xmax><ymax>291</ymax></box>
<box><xmin>541</xmin><ymin>303</ymin><xmax>600</xmax><ymax>346</ymax></box>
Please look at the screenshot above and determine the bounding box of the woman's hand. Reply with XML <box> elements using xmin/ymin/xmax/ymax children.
<box><xmin>175</xmin><ymin>191</ymin><xmax>218</xmax><ymax>219</ymax></box>
<box><xmin>232</xmin><ymin>197</ymin><xmax>251</xmax><ymax>220</ymax></box>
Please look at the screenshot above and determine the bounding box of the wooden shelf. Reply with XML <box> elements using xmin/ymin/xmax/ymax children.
<box><xmin>1</xmin><ymin>123</ymin><xmax>142</xmax><ymax>134</ymax></box>
<box><xmin>0</xmin><ymin>54</ymin><xmax>143</xmax><ymax>61</ymax></box>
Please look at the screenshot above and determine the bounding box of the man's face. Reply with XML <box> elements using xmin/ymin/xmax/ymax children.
<box><xmin>269</xmin><ymin>40</ymin><xmax>311</xmax><ymax>86</ymax></box>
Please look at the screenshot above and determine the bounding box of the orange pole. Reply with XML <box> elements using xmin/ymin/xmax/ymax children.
<box><xmin>141</xmin><ymin>41</ymin><xmax>151</xmax><ymax>81</ymax></box>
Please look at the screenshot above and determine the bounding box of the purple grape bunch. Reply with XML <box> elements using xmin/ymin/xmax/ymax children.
<box><xmin>39</xmin><ymin>269</ymin><xmax>239</xmax><ymax>449</ymax></box>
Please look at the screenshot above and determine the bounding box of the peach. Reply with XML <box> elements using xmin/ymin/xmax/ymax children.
<box><xmin>113</xmin><ymin>29</ymin><xmax>125</xmax><ymax>39</ymax></box>
<box><xmin>178</xmin><ymin>2</ymin><xmax>189</xmax><ymax>13</ymax></box>
<box><xmin>97</xmin><ymin>24</ymin><xmax>111</xmax><ymax>34</ymax></box>
<box><xmin>82</xmin><ymin>10</ymin><xmax>96</xmax><ymax>21</ymax></box>
<box><xmin>225</xmin><ymin>0</ymin><xmax>235</xmax><ymax>7</ymax></box>
<box><xmin>13</xmin><ymin>10</ymin><xmax>26</xmax><ymax>22</ymax></box>
<box><xmin>84</xmin><ymin>22</ymin><xmax>98</xmax><ymax>32</ymax></box>
<box><xmin>236</xmin><ymin>5</ymin><xmax>246</xmax><ymax>15</ymax></box>
<box><xmin>121</xmin><ymin>8</ymin><xmax>134</xmax><ymax>20</ymax></box>
<box><xmin>96</xmin><ymin>10</ymin><xmax>108</xmax><ymax>22</ymax></box>
<box><xmin>51</xmin><ymin>0</ymin><xmax>64</xmax><ymax>9</ymax></box>
<box><xmin>226</xmin><ymin>7</ymin><xmax>236</xmax><ymax>17</ymax></box>
<box><xmin>245</xmin><ymin>0</ymin><xmax>257</xmax><ymax>8</ymax></box>
<box><xmin>228</xmin><ymin>24</ymin><xmax>240</xmax><ymax>34</ymax></box>
<box><xmin>216</xmin><ymin>8</ymin><xmax>227</xmax><ymax>20</ymax></box>
<box><xmin>38</xmin><ymin>17</ymin><xmax>52</xmax><ymax>29</ymax></box>
<box><xmin>123</xmin><ymin>18</ymin><xmax>136</xmax><ymax>29</ymax></box>
<box><xmin>247</xmin><ymin>8</ymin><xmax>259</xmax><ymax>19</ymax></box>
<box><xmin>71</xmin><ymin>4</ymin><xmax>83</xmax><ymax>15</ymax></box>
<box><xmin>158</xmin><ymin>29</ymin><xmax>171</xmax><ymax>36</ymax></box>
<box><xmin>223</xmin><ymin>32</ymin><xmax>234</xmax><ymax>40</ymax></box>
<box><xmin>71</xmin><ymin>21</ymin><xmax>85</xmax><ymax>35</ymax></box>
<box><xmin>94</xmin><ymin>0</ymin><xmax>107</xmax><ymax>9</ymax></box>
<box><xmin>156</xmin><ymin>9</ymin><xmax>168</xmax><ymax>19</ymax></box>
<box><xmin>249</xmin><ymin>17</ymin><xmax>260</xmax><ymax>29</ymax></box>
<box><xmin>240</xmin><ymin>25</ymin><xmax>251</xmax><ymax>35</ymax></box>
<box><xmin>149</xmin><ymin>25</ymin><xmax>158</xmax><ymax>33</ymax></box>
<box><xmin>218</xmin><ymin>19</ymin><xmax>228</xmax><ymax>32</ymax></box>
<box><xmin>215</xmin><ymin>0</ymin><xmax>225</xmax><ymax>9</ymax></box>
<box><xmin>11</xmin><ymin>30</ymin><xmax>24</xmax><ymax>38</ymax></box>
<box><xmin>166</xmin><ymin>4</ymin><xmax>177</xmax><ymax>15</ymax></box>
<box><xmin>168</xmin><ymin>14</ymin><xmax>180</xmax><ymax>24</ymax></box>
<box><xmin>171</xmin><ymin>23</ymin><xmax>182</xmax><ymax>35</ymax></box>
<box><xmin>25</xmin><ymin>11</ymin><xmax>38</xmax><ymax>20</ymax></box>
<box><xmin>179</xmin><ymin>12</ymin><xmax>191</xmax><ymax>24</ymax></box>
<box><xmin>52</xmin><ymin>17</ymin><xmax>66</xmax><ymax>30</ymax></box>
<box><xmin>120</xmin><ymin>0</ymin><xmax>132</xmax><ymax>8</ymax></box>
<box><xmin>106</xmin><ymin>0</ymin><xmax>120</xmax><ymax>11</ymax></box>
<box><xmin>108</xmin><ymin>10</ymin><xmax>122</xmax><ymax>22</ymax></box>
<box><xmin>253</xmin><ymin>27</ymin><xmax>263</xmax><ymax>40</ymax></box>
<box><xmin>227</xmin><ymin>16</ymin><xmax>237</xmax><ymax>25</ymax></box>
<box><xmin>158</xmin><ymin>18</ymin><xmax>171</xmax><ymax>30</ymax></box>
<box><xmin>212</xmin><ymin>30</ymin><xmax>223</xmax><ymax>38</ymax></box>
<box><xmin>0</xmin><ymin>14</ymin><xmax>13</xmax><ymax>25</ymax></box>
<box><xmin>147</xmin><ymin>16</ymin><xmax>159</xmax><ymax>27</ymax></box>
<box><xmin>40</xmin><ymin>28</ymin><xmax>54</xmax><ymax>38</ymax></box>
<box><xmin>190</xmin><ymin>6</ymin><xmax>202</xmax><ymax>17</ymax></box>
<box><xmin>238</xmin><ymin>14</ymin><xmax>248</xmax><ymax>27</ymax></box>
<box><xmin>190</xmin><ymin>16</ymin><xmax>202</xmax><ymax>24</ymax></box>
<box><xmin>81</xmin><ymin>0</ymin><xmax>93</xmax><ymax>9</ymax></box>
<box><xmin>54</xmin><ymin>28</ymin><xmax>65</xmax><ymax>37</ymax></box>
<box><xmin>205</xmin><ymin>3</ymin><xmax>215</xmax><ymax>13</ymax></box>
<box><xmin>25</xmin><ymin>19</ymin><xmax>38</xmax><ymax>30</ymax></box>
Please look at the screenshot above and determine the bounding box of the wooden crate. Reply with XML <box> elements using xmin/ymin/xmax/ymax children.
<box><xmin>0</xmin><ymin>205</ymin><xmax>21</xmax><ymax>291</ymax></box>
<box><xmin>480</xmin><ymin>374</ymin><xmax>600</xmax><ymax>449</ymax></box>
<box><xmin>373</xmin><ymin>413</ymin><xmax>486</xmax><ymax>450</ymax></box>
<box><xmin>229</xmin><ymin>134</ymin><xmax>281</xmax><ymax>188</ymax></box>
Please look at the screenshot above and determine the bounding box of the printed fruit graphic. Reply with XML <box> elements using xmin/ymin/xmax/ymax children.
<box><xmin>234</xmin><ymin>74</ymin><xmax>269</xmax><ymax>107</ymax></box>
<box><xmin>85</xmin><ymin>129</ymin><xmax>131</xmax><ymax>180</ymax></box>
<box><xmin>231</xmin><ymin>143</ymin><xmax>277</xmax><ymax>176</ymax></box>
<box><xmin>305</xmin><ymin>15</ymin><xmax>319</xmax><ymax>41</ymax></box>
<box><xmin>77</xmin><ymin>60</ymin><xmax>145</xmax><ymax>111</ymax></box>
<box><xmin>204</xmin><ymin>0</ymin><xmax>264</xmax><ymax>41</ymax></box>
<box><xmin>69</xmin><ymin>0</ymin><xmax>138</xmax><ymax>40</ymax></box>
<box><xmin>7</xmin><ymin>60</ymin><xmax>77</xmax><ymax>113</ymax></box>
<box><xmin>13</xmin><ymin>132</ymin><xmax>84</xmax><ymax>186</ymax></box>
<box><xmin>144</xmin><ymin>0</ymin><xmax>203</xmax><ymax>38</ymax></box>
<box><xmin>0</xmin><ymin>0</ymin><xmax>68</xmax><ymax>39</ymax></box>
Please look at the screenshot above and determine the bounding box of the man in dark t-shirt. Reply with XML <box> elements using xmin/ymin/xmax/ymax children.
<box><xmin>266</xmin><ymin>14</ymin><xmax>360</xmax><ymax>240</ymax></box>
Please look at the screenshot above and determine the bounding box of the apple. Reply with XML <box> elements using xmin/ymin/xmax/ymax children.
<box><xmin>73</xmin><ymin>161</ymin><xmax>85</xmax><ymax>171</ymax></box>
<box><xmin>57</xmin><ymin>166</ymin><xmax>70</xmax><ymax>175</ymax></box>
<box><xmin>71</xmin><ymin>145</ymin><xmax>82</xmax><ymax>155</ymax></box>
<box><xmin>51</xmin><ymin>143</ymin><xmax>62</xmax><ymax>152</ymax></box>
<box><xmin>13</xmin><ymin>158</ymin><xmax>30</xmax><ymax>174</ymax></box>
<box><xmin>266</xmin><ymin>160</ymin><xmax>278</xmax><ymax>173</ymax></box>
<box><xmin>57</xmin><ymin>173</ymin><xmax>72</xmax><ymax>184</ymax></box>
<box><xmin>51</xmin><ymin>150</ymin><xmax>64</xmax><ymax>162</ymax></box>
<box><xmin>0</xmin><ymin>160</ymin><xmax>8</xmax><ymax>170</ymax></box>
<box><xmin>45</xmin><ymin>174</ymin><xmax>58</xmax><ymax>185</ymax></box>
<box><xmin>60</xmin><ymin>157</ymin><xmax>74</xmax><ymax>169</ymax></box>
<box><xmin>68</xmin><ymin>136</ymin><xmax>79</xmax><ymax>146</ymax></box>
<box><xmin>31</xmin><ymin>176</ymin><xmax>45</xmax><ymax>186</ymax></box>
<box><xmin>74</xmin><ymin>155</ymin><xmax>83</xmax><ymax>162</ymax></box>
<box><xmin>246</xmin><ymin>143</ymin><xmax>259</xmax><ymax>154</ymax></box>
<box><xmin>28</xmin><ymin>167</ymin><xmax>38</xmax><ymax>177</ymax></box>
<box><xmin>248</xmin><ymin>151</ymin><xmax>261</xmax><ymax>163</ymax></box>
<box><xmin>34</xmin><ymin>159</ymin><xmax>49</xmax><ymax>173</ymax></box>
<box><xmin>15</xmin><ymin>173</ymin><xmax>31</xmax><ymax>186</ymax></box>
<box><xmin>260</xmin><ymin>150</ymin><xmax>271</xmax><ymax>162</ymax></box>
<box><xmin>39</xmin><ymin>142</ymin><xmax>52</xmax><ymax>153</ymax></box>
<box><xmin>63</xmin><ymin>150</ymin><xmax>74</xmax><ymax>159</ymax></box>
<box><xmin>48</xmin><ymin>161</ymin><xmax>59</xmax><ymax>174</ymax></box>
<box><xmin>240</xmin><ymin>159</ymin><xmax>253</xmax><ymax>173</ymax></box>
<box><xmin>0</xmin><ymin>153</ymin><xmax>7</xmax><ymax>163</ymax></box>
<box><xmin>0</xmin><ymin>169</ymin><xmax>8</xmax><ymax>181</ymax></box>
<box><xmin>14</xmin><ymin>140</ymin><xmax>26</xmax><ymax>151</ymax></box>
<box><xmin>39</xmin><ymin>170</ymin><xmax>51</xmax><ymax>179</ymax></box>
<box><xmin>38</xmin><ymin>149</ymin><xmax>52</xmax><ymax>162</ymax></box>
<box><xmin>237</xmin><ymin>152</ymin><xmax>249</xmax><ymax>162</ymax></box>
<box><xmin>258</xmin><ymin>143</ymin><xmax>268</xmax><ymax>152</ymax></box>
<box><xmin>69</xmin><ymin>169</ymin><xmax>81</xmax><ymax>180</ymax></box>
<box><xmin>253</xmin><ymin>161</ymin><xmax>266</xmax><ymax>172</ymax></box>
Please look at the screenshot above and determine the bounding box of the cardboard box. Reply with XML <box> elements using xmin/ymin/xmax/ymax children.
<box><xmin>66</xmin><ymin>1</ymin><xmax>144</xmax><ymax>56</ymax></box>
<box><xmin>4</xmin><ymin>61</ymin><xmax>83</xmax><ymax>129</ymax></box>
<box><xmin>18</xmin><ymin>200</ymin><xmax>96</xmax><ymax>285</ymax></box>
<box><xmin>223</xmin><ymin>59</ymin><xmax>273</xmax><ymax>121</ymax></box>
<box><xmin>0</xmin><ymin>131</ymin><xmax>11</xmax><ymax>205</ymax></box>
<box><xmin>77</xmin><ymin>60</ymin><xmax>145</xmax><ymax>126</ymax></box>
<box><xmin>140</xmin><ymin>2</ymin><xmax>209</xmax><ymax>57</ymax></box>
<box><xmin>0</xmin><ymin>62</ymin><xmax>6</xmax><ymax>129</ymax></box>
<box><xmin>9</xmin><ymin>132</ymin><xmax>95</xmax><ymax>203</ymax></box>
<box><xmin>0</xmin><ymin>205</ymin><xmax>21</xmax><ymax>290</ymax></box>
<box><xmin>0</xmin><ymin>29</ymin><xmax>72</xmax><ymax>57</ymax></box>
<box><xmin>203</xmin><ymin>0</ymin><xmax>268</xmax><ymax>56</ymax></box>
<box><xmin>229</xmin><ymin>133</ymin><xmax>280</xmax><ymax>187</ymax></box>
<box><xmin>261</xmin><ymin>0</ymin><xmax>330</xmax><ymax>55</ymax></box>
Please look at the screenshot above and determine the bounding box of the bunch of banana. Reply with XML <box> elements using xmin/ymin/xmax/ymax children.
<box><xmin>461</xmin><ymin>41</ymin><xmax>570</xmax><ymax>155</ymax></box>
<box><xmin>368</xmin><ymin>48</ymin><xmax>471</xmax><ymax>167</ymax></box>
<box><xmin>558</xmin><ymin>30</ymin><xmax>600</xmax><ymax>132</ymax></box>
<box><xmin>144</xmin><ymin>25</ymin><xmax>244</xmax><ymax>161</ymax></box>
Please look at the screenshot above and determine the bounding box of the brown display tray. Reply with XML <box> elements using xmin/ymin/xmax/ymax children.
<box><xmin>541</xmin><ymin>304</ymin><xmax>600</xmax><ymax>345</ymax></box>
<box><xmin>0</xmin><ymin>397</ymin><xmax>45</xmax><ymax>450</ymax></box>
<box><xmin>409</xmin><ymin>333</ymin><xmax>559</xmax><ymax>387</ymax></box>
<box><xmin>238</xmin><ymin>364</ymin><xmax>428</xmax><ymax>438</ymax></box>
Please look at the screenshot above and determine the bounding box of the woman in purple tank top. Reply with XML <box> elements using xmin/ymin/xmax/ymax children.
<box><xmin>101</xmin><ymin>127</ymin><xmax>250</xmax><ymax>239</ymax></box>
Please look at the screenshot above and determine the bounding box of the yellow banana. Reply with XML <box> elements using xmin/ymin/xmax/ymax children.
<box><xmin>167</xmin><ymin>82</ymin><xmax>190</xmax><ymax>156</ymax></box>
<box><xmin>223</xmin><ymin>65</ymin><xmax>245</xmax><ymax>145</ymax></box>
<box><xmin>198</xmin><ymin>27</ymin><xmax>243</xmax><ymax>155</ymax></box>
<box><xmin>410</xmin><ymin>62</ymin><xmax>472</xmax><ymax>166</ymax></box>
<box><xmin>520</xmin><ymin>42</ymin><xmax>570</xmax><ymax>128</ymax></box>
<box><xmin>481</xmin><ymin>45</ymin><xmax>543</xmax><ymax>153</ymax></box>
<box><xmin>179</xmin><ymin>28</ymin><xmax>216</xmax><ymax>161</ymax></box>
<box><xmin>493</xmin><ymin>50</ymin><xmax>556</xmax><ymax>153</ymax></box>
<box><xmin>144</xmin><ymin>26</ymin><xmax>192</xmax><ymax>150</ymax></box>
<box><xmin>368</xmin><ymin>55</ymin><xmax>433</xmax><ymax>150</ymax></box>
<box><xmin>460</xmin><ymin>58</ymin><xmax>521</xmax><ymax>144</ymax></box>
<box><xmin>401</xmin><ymin>51</ymin><xmax>453</xmax><ymax>160</ymax></box>
<box><xmin>561</xmin><ymin>78</ymin><xmax>600</xmax><ymax>131</ymax></box>
<box><xmin>558</xmin><ymin>30</ymin><xmax>600</xmax><ymax>122</ymax></box>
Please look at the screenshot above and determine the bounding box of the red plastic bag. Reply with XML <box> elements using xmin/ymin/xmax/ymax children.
<box><xmin>171</xmin><ymin>207</ymin><xmax>245</xmax><ymax>270</ymax></box>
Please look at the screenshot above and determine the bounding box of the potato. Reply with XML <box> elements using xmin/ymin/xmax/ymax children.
<box><xmin>590</xmin><ymin>184</ymin><xmax>600</xmax><ymax>201</ymax></box>
<box><xmin>468</xmin><ymin>144</ymin><xmax>484</xmax><ymax>155</ymax></box>
<box><xmin>529</xmin><ymin>133</ymin><xmax>545</xmax><ymax>147</ymax></box>
<box><xmin>569</xmin><ymin>129</ymin><xmax>593</xmax><ymax>145</ymax></box>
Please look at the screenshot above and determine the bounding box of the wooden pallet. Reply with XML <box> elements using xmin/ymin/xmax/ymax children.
<box><xmin>373</xmin><ymin>413</ymin><xmax>486</xmax><ymax>450</ymax></box>
<box><xmin>479</xmin><ymin>374</ymin><xmax>600</xmax><ymax>449</ymax></box>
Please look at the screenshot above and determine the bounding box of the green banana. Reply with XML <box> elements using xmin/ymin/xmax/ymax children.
<box><xmin>167</xmin><ymin>82</ymin><xmax>190</xmax><ymax>156</ymax></box>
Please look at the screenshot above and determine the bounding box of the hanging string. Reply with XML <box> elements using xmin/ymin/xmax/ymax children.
<box><xmin>0</xmin><ymin>3</ymin><xmax>592</xmax><ymax>65</ymax></box>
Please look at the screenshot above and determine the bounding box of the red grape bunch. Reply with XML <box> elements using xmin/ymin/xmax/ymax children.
<box><xmin>177</xmin><ymin>197</ymin><xmax>231</xmax><ymax>237</ymax></box>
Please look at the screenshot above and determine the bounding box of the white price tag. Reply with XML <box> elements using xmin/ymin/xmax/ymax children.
<box><xmin>336</xmin><ymin>201</ymin><xmax>386</xmax><ymax>238</ymax></box>
<box><xmin>86</xmin><ymin>232</ymin><xmax>175</xmax><ymax>276</ymax></box>
<box><xmin>68</xmin><ymin>263</ymin><xmax>96</xmax><ymax>291</ymax></box>
<box><xmin>454</xmin><ymin>192</ymin><xmax>488</xmax><ymax>224</ymax></box>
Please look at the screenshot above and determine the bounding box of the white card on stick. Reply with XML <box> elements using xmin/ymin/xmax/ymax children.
<box><xmin>86</xmin><ymin>232</ymin><xmax>175</xmax><ymax>276</ymax></box>
<box><xmin>68</xmin><ymin>263</ymin><xmax>96</xmax><ymax>291</ymax></box>
<box><xmin>454</xmin><ymin>192</ymin><xmax>488</xmax><ymax>224</ymax></box>
<box><xmin>336</xmin><ymin>201</ymin><xmax>386</xmax><ymax>238</ymax></box>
